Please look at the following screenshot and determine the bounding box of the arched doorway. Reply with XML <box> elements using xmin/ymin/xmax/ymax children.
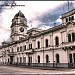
<box><xmin>69</xmin><ymin>53</ymin><xmax>72</xmax><ymax>63</ymax></box>
<box><xmin>38</xmin><ymin>55</ymin><xmax>40</xmax><ymax>63</ymax></box>
<box><xmin>46</xmin><ymin>55</ymin><xmax>49</xmax><ymax>63</ymax></box>
<box><xmin>73</xmin><ymin>53</ymin><xmax>75</xmax><ymax>63</ymax></box>
<box><xmin>56</xmin><ymin>54</ymin><xmax>60</xmax><ymax>63</ymax></box>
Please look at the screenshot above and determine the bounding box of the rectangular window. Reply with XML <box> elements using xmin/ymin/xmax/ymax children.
<box><xmin>29</xmin><ymin>44</ymin><xmax>30</xmax><ymax>49</ymax></box>
<box><xmin>66</xmin><ymin>18</ymin><xmax>68</xmax><ymax>22</ymax></box>
<box><xmin>24</xmin><ymin>45</ymin><xmax>26</xmax><ymax>50</ymax></box>
<box><xmin>11</xmin><ymin>48</ymin><xmax>13</xmax><ymax>52</ymax></box>
<box><xmin>31</xmin><ymin>44</ymin><xmax>32</xmax><ymax>49</ymax></box>
<box><xmin>20</xmin><ymin>46</ymin><xmax>22</xmax><ymax>52</ymax></box>
<box><xmin>12</xmin><ymin>28</ymin><xmax>14</xmax><ymax>33</ymax></box>
<box><xmin>23</xmin><ymin>57</ymin><xmax>26</xmax><ymax>63</ymax></box>
<box><xmin>19</xmin><ymin>37</ymin><xmax>23</xmax><ymax>40</ymax></box>
<box><xmin>17</xmin><ymin>58</ymin><xmax>19</xmax><ymax>63</ymax></box>
<box><xmin>20</xmin><ymin>57</ymin><xmax>22</xmax><ymax>63</ymax></box>
<box><xmin>29</xmin><ymin>43</ymin><xmax>32</xmax><ymax>49</ymax></box>
<box><xmin>72</xmin><ymin>16</ymin><xmax>74</xmax><ymax>20</ymax></box>
<box><xmin>17</xmin><ymin>47</ymin><xmax>19</xmax><ymax>52</ymax></box>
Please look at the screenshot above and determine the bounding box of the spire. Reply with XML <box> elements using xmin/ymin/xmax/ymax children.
<box><xmin>14</xmin><ymin>10</ymin><xmax>25</xmax><ymax>18</ymax></box>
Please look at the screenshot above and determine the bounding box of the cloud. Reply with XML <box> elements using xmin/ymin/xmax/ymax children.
<box><xmin>0</xmin><ymin>1</ymin><xmax>16</xmax><ymax>13</ymax></box>
<box><xmin>0</xmin><ymin>1</ymin><xmax>16</xmax><ymax>44</ymax></box>
<box><xmin>0</xmin><ymin>1</ymin><xmax>75</xmax><ymax>44</ymax></box>
<box><xmin>28</xmin><ymin>1</ymin><xmax>75</xmax><ymax>28</ymax></box>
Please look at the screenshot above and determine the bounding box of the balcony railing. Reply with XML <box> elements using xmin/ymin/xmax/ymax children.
<box><xmin>62</xmin><ymin>41</ymin><xmax>75</xmax><ymax>51</ymax></box>
<box><xmin>8</xmin><ymin>52</ymin><xmax>17</xmax><ymax>56</ymax></box>
<box><xmin>25</xmin><ymin>49</ymin><xmax>34</xmax><ymax>54</ymax></box>
<box><xmin>62</xmin><ymin>41</ymin><xmax>75</xmax><ymax>47</ymax></box>
<box><xmin>7</xmin><ymin>63</ymin><xmax>69</xmax><ymax>68</ymax></box>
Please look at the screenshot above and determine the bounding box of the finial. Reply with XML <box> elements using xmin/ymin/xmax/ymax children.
<box><xmin>19</xmin><ymin>10</ymin><xmax>21</xmax><ymax>13</ymax></box>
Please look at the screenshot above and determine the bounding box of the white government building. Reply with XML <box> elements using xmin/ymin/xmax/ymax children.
<box><xmin>0</xmin><ymin>9</ymin><xmax>75</xmax><ymax>68</ymax></box>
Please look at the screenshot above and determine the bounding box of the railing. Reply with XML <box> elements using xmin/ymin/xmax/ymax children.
<box><xmin>6</xmin><ymin>63</ymin><xmax>70</xmax><ymax>68</ymax></box>
<box><xmin>1</xmin><ymin>62</ymin><xmax>75</xmax><ymax>68</ymax></box>
<box><xmin>24</xmin><ymin>49</ymin><xmax>34</xmax><ymax>54</ymax></box>
<box><xmin>62</xmin><ymin>41</ymin><xmax>75</xmax><ymax>47</ymax></box>
<box><xmin>33</xmin><ymin>46</ymin><xmax>54</xmax><ymax>52</ymax></box>
<box><xmin>8</xmin><ymin>52</ymin><xmax>17</xmax><ymax>56</ymax></box>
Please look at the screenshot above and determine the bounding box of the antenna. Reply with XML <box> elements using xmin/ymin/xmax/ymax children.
<box><xmin>63</xmin><ymin>0</ymin><xmax>73</xmax><ymax>13</ymax></box>
<box><xmin>68</xmin><ymin>1</ymin><xmax>70</xmax><ymax>11</ymax></box>
<box><xmin>67</xmin><ymin>1</ymin><xmax>73</xmax><ymax>11</ymax></box>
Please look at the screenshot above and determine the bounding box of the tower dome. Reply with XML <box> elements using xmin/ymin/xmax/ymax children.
<box><xmin>14</xmin><ymin>10</ymin><xmax>25</xmax><ymax>18</ymax></box>
<box><xmin>11</xmin><ymin>10</ymin><xmax>28</xmax><ymax>42</ymax></box>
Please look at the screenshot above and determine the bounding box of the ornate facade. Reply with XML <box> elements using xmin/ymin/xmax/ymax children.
<box><xmin>0</xmin><ymin>9</ymin><xmax>75</xmax><ymax>68</ymax></box>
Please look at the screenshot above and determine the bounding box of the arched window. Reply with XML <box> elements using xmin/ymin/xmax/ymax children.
<box><xmin>68</xmin><ymin>34</ymin><xmax>71</xmax><ymax>42</ymax></box>
<box><xmin>71</xmin><ymin>16</ymin><xmax>74</xmax><ymax>20</ymax></box>
<box><xmin>20</xmin><ymin>46</ymin><xmax>22</xmax><ymax>51</ymax></box>
<box><xmin>66</xmin><ymin>18</ymin><xmax>68</xmax><ymax>22</ymax></box>
<box><xmin>46</xmin><ymin>55</ymin><xmax>49</xmax><ymax>63</ymax></box>
<box><xmin>37</xmin><ymin>41</ymin><xmax>40</xmax><ymax>49</ymax></box>
<box><xmin>72</xmin><ymin>33</ymin><xmax>75</xmax><ymax>41</ymax></box>
<box><xmin>45</xmin><ymin>39</ymin><xmax>48</xmax><ymax>47</ymax></box>
<box><xmin>69</xmin><ymin>54</ymin><xmax>72</xmax><ymax>63</ymax></box>
<box><xmin>38</xmin><ymin>55</ymin><xmax>40</xmax><ymax>63</ymax></box>
<box><xmin>56</xmin><ymin>54</ymin><xmax>60</xmax><ymax>63</ymax></box>
<box><xmin>69</xmin><ymin>17</ymin><xmax>71</xmax><ymax>21</ymax></box>
<box><xmin>55</xmin><ymin>36</ymin><xmax>59</xmax><ymax>46</ymax></box>
<box><xmin>73</xmin><ymin>53</ymin><xmax>75</xmax><ymax>63</ymax></box>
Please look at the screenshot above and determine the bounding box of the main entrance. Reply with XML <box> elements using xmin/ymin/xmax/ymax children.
<box><xmin>26</xmin><ymin>52</ymin><xmax>33</xmax><ymax>66</ymax></box>
<box><xmin>29</xmin><ymin>56</ymin><xmax>32</xmax><ymax>63</ymax></box>
<box><xmin>10</xmin><ymin>56</ymin><xmax>13</xmax><ymax>64</ymax></box>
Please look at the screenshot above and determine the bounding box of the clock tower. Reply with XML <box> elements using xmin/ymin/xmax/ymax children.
<box><xmin>10</xmin><ymin>10</ymin><xmax>28</xmax><ymax>42</ymax></box>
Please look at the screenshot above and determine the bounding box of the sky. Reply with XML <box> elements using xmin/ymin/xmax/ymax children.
<box><xmin>0</xmin><ymin>1</ymin><xmax>75</xmax><ymax>45</ymax></box>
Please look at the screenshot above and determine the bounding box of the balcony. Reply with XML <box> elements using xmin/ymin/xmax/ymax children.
<box><xmin>62</xmin><ymin>41</ymin><xmax>75</xmax><ymax>47</ymax></box>
<box><xmin>8</xmin><ymin>52</ymin><xmax>17</xmax><ymax>56</ymax></box>
<box><xmin>44</xmin><ymin>46</ymin><xmax>54</xmax><ymax>51</ymax></box>
<box><xmin>62</xmin><ymin>41</ymin><xmax>75</xmax><ymax>51</ymax></box>
<box><xmin>25</xmin><ymin>49</ymin><xmax>34</xmax><ymax>54</ymax></box>
<box><xmin>34</xmin><ymin>46</ymin><xmax>54</xmax><ymax>52</ymax></box>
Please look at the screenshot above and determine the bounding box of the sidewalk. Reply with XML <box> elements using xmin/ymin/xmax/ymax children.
<box><xmin>0</xmin><ymin>65</ymin><xmax>75</xmax><ymax>74</ymax></box>
<box><xmin>8</xmin><ymin>64</ymin><xmax>75</xmax><ymax>71</ymax></box>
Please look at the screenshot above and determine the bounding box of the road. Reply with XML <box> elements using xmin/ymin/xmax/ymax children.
<box><xmin>0</xmin><ymin>66</ymin><xmax>75</xmax><ymax>74</ymax></box>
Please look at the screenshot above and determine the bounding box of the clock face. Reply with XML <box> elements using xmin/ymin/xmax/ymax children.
<box><xmin>20</xmin><ymin>27</ymin><xmax>24</xmax><ymax>32</ymax></box>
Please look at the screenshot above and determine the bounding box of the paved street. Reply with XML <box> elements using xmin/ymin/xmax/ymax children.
<box><xmin>0</xmin><ymin>66</ymin><xmax>75</xmax><ymax>74</ymax></box>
